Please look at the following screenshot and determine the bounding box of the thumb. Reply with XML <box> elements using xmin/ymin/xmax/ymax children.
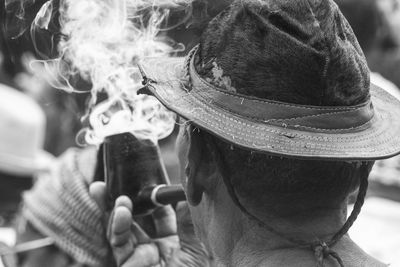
<box><xmin>89</xmin><ymin>181</ymin><xmax>107</xmax><ymax>212</ymax></box>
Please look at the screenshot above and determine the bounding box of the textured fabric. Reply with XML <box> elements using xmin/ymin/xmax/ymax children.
<box><xmin>140</xmin><ymin>54</ymin><xmax>400</xmax><ymax>160</ymax></box>
<box><xmin>21</xmin><ymin>148</ymin><xmax>109</xmax><ymax>266</ymax></box>
<box><xmin>195</xmin><ymin>0</ymin><xmax>369</xmax><ymax>106</ymax></box>
<box><xmin>187</xmin><ymin>46</ymin><xmax>374</xmax><ymax>133</ymax></box>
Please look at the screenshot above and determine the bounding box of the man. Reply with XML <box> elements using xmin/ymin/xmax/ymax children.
<box><xmin>90</xmin><ymin>0</ymin><xmax>400</xmax><ymax>266</ymax></box>
<box><xmin>92</xmin><ymin>1</ymin><xmax>400</xmax><ymax>267</ymax></box>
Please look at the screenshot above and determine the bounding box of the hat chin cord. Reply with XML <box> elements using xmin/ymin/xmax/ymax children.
<box><xmin>209</xmin><ymin>137</ymin><xmax>369</xmax><ymax>267</ymax></box>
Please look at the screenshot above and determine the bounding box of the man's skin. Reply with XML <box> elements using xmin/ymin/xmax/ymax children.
<box><xmin>90</xmin><ymin>125</ymin><xmax>386</xmax><ymax>267</ymax></box>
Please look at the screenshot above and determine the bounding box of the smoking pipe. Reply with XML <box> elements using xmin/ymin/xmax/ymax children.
<box><xmin>103</xmin><ymin>132</ymin><xmax>186</xmax><ymax>215</ymax></box>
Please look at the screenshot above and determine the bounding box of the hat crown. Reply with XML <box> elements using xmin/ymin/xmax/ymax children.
<box><xmin>195</xmin><ymin>0</ymin><xmax>370</xmax><ymax>106</ymax></box>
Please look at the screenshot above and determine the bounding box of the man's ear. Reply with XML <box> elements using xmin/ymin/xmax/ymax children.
<box><xmin>185</xmin><ymin>128</ymin><xmax>216</xmax><ymax>206</ymax></box>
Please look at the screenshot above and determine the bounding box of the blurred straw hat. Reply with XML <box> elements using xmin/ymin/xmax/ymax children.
<box><xmin>0</xmin><ymin>84</ymin><xmax>53</xmax><ymax>176</ymax></box>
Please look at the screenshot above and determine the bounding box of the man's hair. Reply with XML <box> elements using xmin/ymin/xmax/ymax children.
<box><xmin>201</xmin><ymin>134</ymin><xmax>371</xmax><ymax>218</ymax></box>
<box><xmin>192</xmin><ymin>0</ymin><xmax>374</xmax><ymax>218</ymax></box>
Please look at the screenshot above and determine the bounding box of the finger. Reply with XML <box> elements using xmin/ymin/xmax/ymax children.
<box><xmin>108</xmin><ymin>196</ymin><xmax>133</xmax><ymax>239</ymax></box>
<box><xmin>109</xmin><ymin>206</ymin><xmax>137</xmax><ymax>267</ymax></box>
<box><xmin>152</xmin><ymin>205</ymin><xmax>177</xmax><ymax>238</ymax></box>
<box><xmin>110</xmin><ymin>206</ymin><xmax>137</xmax><ymax>247</ymax></box>
<box><xmin>155</xmin><ymin>235</ymin><xmax>180</xmax><ymax>263</ymax></box>
<box><xmin>115</xmin><ymin>195</ymin><xmax>133</xmax><ymax>212</ymax></box>
<box><xmin>89</xmin><ymin>182</ymin><xmax>107</xmax><ymax>212</ymax></box>
<box><xmin>122</xmin><ymin>243</ymin><xmax>160</xmax><ymax>267</ymax></box>
<box><xmin>131</xmin><ymin>221</ymin><xmax>151</xmax><ymax>244</ymax></box>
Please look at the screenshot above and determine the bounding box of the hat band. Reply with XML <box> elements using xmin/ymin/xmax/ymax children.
<box><xmin>187</xmin><ymin>46</ymin><xmax>374</xmax><ymax>134</ymax></box>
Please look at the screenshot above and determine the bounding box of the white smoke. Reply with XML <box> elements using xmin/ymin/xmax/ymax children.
<box><xmin>31</xmin><ymin>0</ymin><xmax>193</xmax><ymax>144</ymax></box>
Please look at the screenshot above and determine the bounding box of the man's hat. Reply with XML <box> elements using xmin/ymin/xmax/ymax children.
<box><xmin>139</xmin><ymin>0</ymin><xmax>400</xmax><ymax>161</ymax></box>
<box><xmin>0</xmin><ymin>84</ymin><xmax>53</xmax><ymax>176</ymax></box>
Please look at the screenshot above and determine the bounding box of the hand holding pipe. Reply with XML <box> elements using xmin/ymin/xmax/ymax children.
<box><xmin>103</xmin><ymin>132</ymin><xmax>186</xmax><ymax>215</ymax></box>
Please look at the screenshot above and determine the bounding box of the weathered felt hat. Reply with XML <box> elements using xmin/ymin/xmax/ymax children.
<box><xmin>139</xmin><ymin>0</ymin><xmax>400</xmax><ymax>161</ymax></box>
<box><xmin>0</xmin><ymin>84</ymin><xmax>53</xmax><ymax>176</ymax></box>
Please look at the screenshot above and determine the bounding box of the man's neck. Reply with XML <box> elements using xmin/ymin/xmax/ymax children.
<box><xmin>213</xmin><ymin>203</ymin><xmax>375</xmax><ymax>267</ymax></box>
<box><xmin>225</xmin><ymin>234</ymin><xmax>385</xmax><ymax>267</ymax></box>
<box><xmin>211</xmin><ymin>205</ymin><xmax>385</xmax><ymax>267</ymax></box>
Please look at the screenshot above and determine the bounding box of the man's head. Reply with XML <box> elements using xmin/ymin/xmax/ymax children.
<box><xmin>176</xmin><ymin>120</ymin><xmax>373</xmax><ymax>262</ymax></box>
<box><xmin>174</xmin><ymin>0</ymin><xmax>373</xmax><ymax>256</ymax></box>
<box><xmin>139</xmin><ymin>0</ymin><xmax>400</xmax><ymax>264</ymax></box>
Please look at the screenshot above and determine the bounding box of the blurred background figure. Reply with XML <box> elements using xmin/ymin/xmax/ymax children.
<box><xmin>13</xmin><ymin>147</ymin><xmax>114</xmax><ymax>267</ymax></box>
<box><xmin>335</xmin><ymin>0</ymin><xmax>400</xmax><ymax>265</ymax></box>
<box><xmin>0</xmin><ymin>84</ymin><xmax>54</xmax><ymax>267</ymax></box>
<box><xmin>0</xmin><ymin>85</ymin><xmax>52</xmax><ymax>227</ymax></box>
<box><xmin>1</xmin><ymin>0</ymin><xmax>90</xmax><ymax>156</ymax></box>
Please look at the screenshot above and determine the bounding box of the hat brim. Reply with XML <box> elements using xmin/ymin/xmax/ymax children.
<box><xmin>139</xmin><ymin>56</ymin><xmax>400</xmax><ymax>161</ymax></box>
<box><xmin>0</xmin><ymin>150</ymin><xmax>55</xmax><ymax>177</ymax></box>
